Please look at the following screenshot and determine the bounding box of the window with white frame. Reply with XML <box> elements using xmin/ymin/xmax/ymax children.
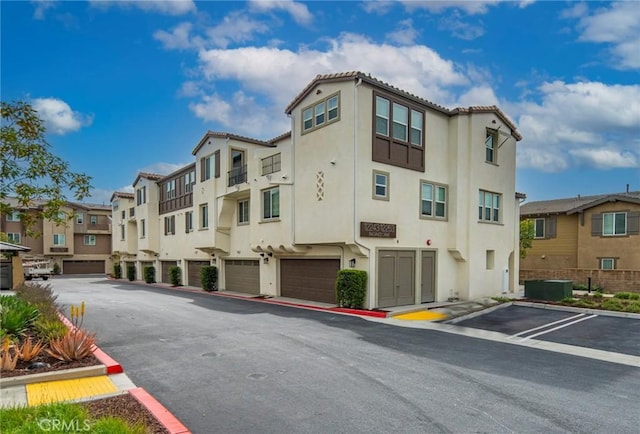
<box><xmin>185</xmin><ymin>211</ymin><xmax>193</xmax><ymax>233</ymax></box>
<box><xmin>53</xmin><ymin>234</ymin><xmax>66</xmax><ymax>246</ymax></box>
<box><xmin>392</xmin><ymin>103</ymin><xmax>408</xmax><ymax>142</ymax></box>
<box><xmin>373</xmin><ymin>170</ymin><xmax>389</xmax><ymax>200</ymax></box>
<box><xmin>238</xmin><ymin>199</ymin><xmax>249</xmax><ymax>224</ymax></box>
<box><xmin>479</xmin><ymin>190</ymin><xmax>501</xmax><ymax>223</ymax></box>
<box><xmin>185</xmin><ymin>170</ymin><xmax>195</xmax><ymax>193</ymax></box>
<box><xmin>7</xmin><ymin>233</ymin><xmax>20</xmax><ymax>244</ymax></box>
<box><xmin>6</xmin><ymin>211</ymin><xmax>20</xmax><ymax>222</ymax></box>
<box><xmin>375</xmin><ymin>96</ymin><xmax>389</xmax><ymax>136</ymax></box>
<box><xmin>84</xmin><ymin>235</ymin><xmax>96</xmax><ymax>246</ymax></box>
<box><xmin>76</xmin><ymin>213</ymin><xmax>84</xmax><ymax>224</ymax></box>
<box><xmin>90</xmin><ymin>215</ymin><xmax>98</xmax><ymax>225</ymax></box>
<box><xmin>301</xmin><ymin>92</ymin><xmax>340</xmax><ymax>133</ymax></box>
<box><xmin>262</xmin><ymin>154</ymin><xmax>281</xmax><ymax>175</ymax></box>
<box><xmin>485</xmin><ymin>129</ymin><xmax>498</xmax><ymax>164</ymax></box>
<box><xmin>262</xmin><ymin>187</ymin><xmax>280</xmax><ymax>220</ymax></box>
<box><xmin>421</xmin><ymin>182</ymin><xmax>447</xmax><ymax>219</ymax></box>
<box><xmin>600</xmin><ymin>258</ymin><xmax>615</xmax><ymax>270</ymax></box>
<box><xmin>200</xmin><ymin>204</ymin><xmax>209</xmax><ymax>229</ymax></box>
<box><xmin>534</xmin><ymin>218</ymin><xmax>545</xmax><ymax>238</ymax></box>
<box><xmin>166</xmin><ymin>179</ymin><xmax>176</xmax><ymax>199</ymax></box>
<box><xmin>603</xmin><ymin>212</ymin><xmax>626</xmax><ymax>236</ymax></box>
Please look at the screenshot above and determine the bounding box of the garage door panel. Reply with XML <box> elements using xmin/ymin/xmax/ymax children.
<box><xmin>187</xmin><ymin>261</ymin><xmax>211</xmax><ymax>289</ymax></box>
<box><xmin>63</xmin><ymin>260</ymin><xmax>105</xmax><ymax>274</ymax></box>
<box><xmin>161</xmin><ymin>262</ymin><xmax>174</xmax><ymax>284</ymax></box>
<box><xmin>280</xmin><ymin>259</ymin><xmax>340</xmax><ymax>304</ymax></box>
<box><xmin>225</xmin><ymin>260</ymin><xmax>260</xmax><ymax>295</ymax></box>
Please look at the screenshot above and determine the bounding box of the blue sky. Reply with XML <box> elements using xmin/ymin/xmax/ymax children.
<box><xmin>2</xmin><ymin>0</ymin><xmax>639</xmax><ymax>204</ymax></box>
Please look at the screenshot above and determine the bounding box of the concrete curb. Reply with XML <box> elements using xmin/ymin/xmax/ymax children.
<box><xmin>0</xmin><ymin>365</ymin><xmax>107</xmax><ymax>387</ymax></box>
<box><xmin>129</xmin><ymin>388</ymin><xmax>191</xmax><ymax>434</ymax></box>
<box><xmin>513</xmin><ymin>301</ymin><xmax>640</xmax><ymax>319</ymax></box>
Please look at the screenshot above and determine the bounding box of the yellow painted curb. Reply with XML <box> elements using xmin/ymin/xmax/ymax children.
<box><xmin>394</xmin><ymin>310</ymin><xmax>447</xmax><ymax>321</ymax></box>
<box><xmin>26</xmin><ymin>375</ymin><xmax>118</xmax><ymax>406</ymax></box>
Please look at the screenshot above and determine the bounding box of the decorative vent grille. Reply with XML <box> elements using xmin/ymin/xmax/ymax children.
<box><xmin>316</xmin><ymin>171</ymin><xmax>325</xmax><ymax>201</ymax></box>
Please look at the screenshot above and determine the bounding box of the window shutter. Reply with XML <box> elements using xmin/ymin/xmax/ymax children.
<box><xmin>591</xmin><ymin>214</ymin><xmax>603</xmax><ymax>236</ymax></box>
<box><xmin>628</xmin><ymin>211</ymin><xmax>640</xmax><ymax>235</ymax></box>
<box><xmin>214</xmin><ymin>150</ymin><xmax>220</xmax><ymax>178</ymax></box>
<box><xmin>546</xmin><ymin>217</ymin><xmax>557</xmax><ymax>239</ymax></box>
<box><xmin>200</xmin><ymin>158</ymin><xmax>206</xmax><ymax>182</ymax></box>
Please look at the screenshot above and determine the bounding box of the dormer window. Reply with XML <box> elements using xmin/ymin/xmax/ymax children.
<box><xmin>302</xmin><ymin>92</ymin><xmax>340</xmax><ymax>133</ymax></box>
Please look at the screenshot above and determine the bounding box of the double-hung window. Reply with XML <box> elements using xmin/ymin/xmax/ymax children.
<box><xmin>185</xmin><ymin>171</ymin><xmax>195</xmax><ymax>193</ymax></box>
<box><xmin>53</xmin><ymin>234</ymin><xmax>66</xmax><ymax>246</ymax></box>
<box><xmin>373</xmin><ymin>171</ymin><xmax>389</xmax><ymax>200</ymax></box>
<box><xmin>164</xmin><ymin>215</ymin><xmax>176</xmax><ymax>235</ymax></box>
<box><xmin>603</xmin><ymin>212</ymin><xmax>626</xmax><ymax>236</ymax></box>
<box><xmin>200</xmin><ymin>204</ymin><xmax>209</xmax><ymax>229</ymax></box>
<box><xmin>76</xmin><ymin>213</ymin><xmax>84</xmax><ymax>224</ymax></box>
<box><xmin>486</xmin><ymin>129</ymin><xmax>498</xmax><ymax>164</ymax></box>
<box><xmin>7</xmin><ymin>233</ymin><xmax>20</xmax><ymax>244</ymax></box>
<box><xmin>166</xmin><ymin>180</ymin><xmax>176</xmax><ymax>199</ymax></box>
<box><xmin>479</xmin><ymin>190</ymin><xmax>501</xmax><ymax>223</ymax></box>
<box><xmin>534</xmin><ymin>218</ymin><xmax>545</xmax><ymax>238</ymax></box>
<box><xmin>84</xmin><ymin>235</ymin><xmax>96</xmax><ymax>246</ymax></box>
<box><xmin>185</xmin><ymin>211</ymin><xmax>193</xmax><ymax>233</ymax></box>
<box><xmin>90</xmin><ymin>215</ymin><xmax>98</xmax><ymax>225</ymax></box>
<box><xmin>421</xmin><ymin>182</ymin><xmax>447</xmax><ymax>219</ymax></box>
<box><xmin>262</xmin><ymin>188</ymin><xmax>280</xmax><ymax>220</ymax></box>
<box><xmin>301</xmin><ymin>92</ymin><xmax>340</xmax><ymax>133</ymax></box>
<box><xmin>6</xmin><ymin>211</ymin><xmax>20</xmax><ymax>222</ymax></box>
<box><xmin>238</xmin><ymin>199</ymin><xmax>249</xmax><ymax>224</ymax></box>
<box><xmin>392</xmin><ymin>103</ymin><xmax>408</xmax><ymax>142</ymax></box>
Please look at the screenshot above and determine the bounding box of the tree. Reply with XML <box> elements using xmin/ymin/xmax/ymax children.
<box><xmin>520</xmin><ymin>219</ymin><xmax>535</xmax><ymax>259</ymax></box>
<box><xmin>1</xmin><ymin>100</ymin><xmax>92</xmax><ymax>235</ymax></box>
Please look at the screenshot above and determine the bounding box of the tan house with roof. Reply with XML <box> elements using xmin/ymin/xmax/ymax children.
<box><xmin>1</xmin><ymin>199</ymin><xmax>113</xmax><ymax>275</ymax></box>
<box><xmin>111</xmin><ymin>71</ymin><xmax>523</xmax><ymax>308</ymax></box>
<box><xmin>520</xmin><ymin>191</ymin><xmax>640</xmax><ymax>292</ymax></box>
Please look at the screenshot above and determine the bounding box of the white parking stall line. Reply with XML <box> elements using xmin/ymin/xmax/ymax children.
<box><xmin>508</xmin><ymin>313</ymin><xmax>587</xmax><ymax>339</ymax></box>
<box><xmin>518</xmin><ymin>314</ymin><xmax>598</xmax><ymax>342</ymax></box>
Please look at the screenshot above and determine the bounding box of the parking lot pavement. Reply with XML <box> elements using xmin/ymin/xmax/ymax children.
<box><xmin>456</xmin><ymin>305</ymin><xmax>640</xmax><ymax>357</ymax></box>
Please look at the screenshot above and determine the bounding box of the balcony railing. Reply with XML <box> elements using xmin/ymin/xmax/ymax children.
<box><xmin>228</xmin><ymin>165</ymin><xmax>247</xmax><ymax>187</ymax></box>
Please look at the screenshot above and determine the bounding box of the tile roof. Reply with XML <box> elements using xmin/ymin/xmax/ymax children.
<box><xmin>132</xmin><ymin>172</ymin><xmax>164</xmax><ymax>187</ymax></box>
<box><xmin>191</xmin><ymin>131</ymin><xmax>276</xmax><ymax>155</ymax></box>
<box><xmin>521</xmin><ymin>191</ymin><xmax>640</xmax><ymax>216</ymax></box>
<box><xmin>110</xmin><ymin>192</ymin><xmax>134</xmax><ymax>202</ymax></box>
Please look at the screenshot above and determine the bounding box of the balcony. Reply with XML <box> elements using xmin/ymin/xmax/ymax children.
<box><xmin>228</xmin><ymin>165</ymin><xmax>247</xmax><ymax>187</ymax></box>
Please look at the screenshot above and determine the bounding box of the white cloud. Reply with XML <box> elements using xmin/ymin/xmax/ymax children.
<box><xmin>438</xmin><ymin>14</ymin><xmax>485</xmax><ymax>40</ymax></box>
<box><xmin>386</xmin><ymin>19</ymin><xmax>419</xmax><ymax>45</ymax></box>
<box><xmin>189</xmin><ymin>34</ymin><xmax>468</xmax><ymax>137</ymax></box>
<box><xmin>89</xmin><ymin>0</ymin><xmax>196</xmax><ymax>16</ymax></box>
<box><xmin>140</xmin><ymin>162</ymin><xmax>191</xmax><ymax>176</ymax></box>
<box><xmin>32</xmin><ymin>0</ymin><xmax>56</xmax><ymax>20</ymax></box>
<box><xmin>32</xmin><ymin>98</ymin><xmax>93</xmax><ymax>135</ymax></box>
<box><xmin>572</xmin><ymin>2</ymin><xmax>640</xmax><ymax>69</ymax></box>
<box><xmin>401</xmin><ymin>0</ymin><xmax>501</xmax><ymax>15</ymax></box>
<box><xmin>455</xmin><ymin>86</ymin><xmax>499</xmax><ymax>107</ymax></box>
<box><xmin>248</xmin><ymin>0</ymin><xmax>313</xmax><ymax>25</ymax></box>
<box><xmin>205</xmin><ymin>11</ymin><xmax>271</xmax><ymax>48</ymax></box>
<box><xmin>361</xmin><ymin>1</ymin><xmax>396</xmax><ymax>15</ymax></box>
<box><xmin>154</xmin><ymin>22</ymin><xmax>193</xmax><ymax>50</ymax></box>
<box><xmin>515</xmin><ymin>80</ymin><xmax>640</xmax><ymax>171</ymax></box>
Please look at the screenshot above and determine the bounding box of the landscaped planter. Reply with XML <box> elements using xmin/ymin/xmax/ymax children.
<box><xmin>524</xmin><ymin>279</ymin><xmax>573</xmax><ymax>301</ymax></box>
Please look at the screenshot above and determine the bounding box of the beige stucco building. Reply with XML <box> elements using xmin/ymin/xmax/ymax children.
<box><xmin>111</xmin><ymin>72</ymin><xmax>523</xmax><ymax>309</ymax></box>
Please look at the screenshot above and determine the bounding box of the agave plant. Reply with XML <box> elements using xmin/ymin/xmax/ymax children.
<box><xmin>18</xmin><ymin>336</ymin><xmax>45</xmax><ymax>362</ymax></box>
<box><xmin>0</xmin><ymin>336</ymin><xmax>19</xmax><ymax>371</ymax></box>
<box><xmin>46</xmin><ymin>329</ymin><xmax>96</xmax><ymax>362</ymax></box>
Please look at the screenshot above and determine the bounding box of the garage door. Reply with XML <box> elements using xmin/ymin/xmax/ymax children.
<box><xmin>280</xmin><ymin>259</ymin><xmax>340</xmax><ymax>304</ymax></box>
<box><xmin>187</xmin><ymin>261</ymin><xmax>211</xmax><ymax>289</ymax></box>
<box><xmin>225</xmin><ymin>260</ymin><xmax>260</xmax><ymax>295</ymax></box>
<box><xmin>161</xmin><ymin>261</ymin><xmax>176</xmax><ymax>284</ymax></box>
<box><xmin>63</xmin><ymin>260</ymin><xmax>105</xmax><ymax>274</ymax></box>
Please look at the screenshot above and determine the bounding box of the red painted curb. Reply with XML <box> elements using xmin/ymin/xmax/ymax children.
<box><xmin>328</xmin><ymin>307</ymin><xmax>388</xmax><ymax>318</ymax></box>
<box><xmin>129</xmin><ymin>387</ymin><xmax>191</xmax><ymax>434</ymax></box>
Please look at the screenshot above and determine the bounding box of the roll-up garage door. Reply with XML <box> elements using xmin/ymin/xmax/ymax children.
<box><xmin>63</xmin><ymin>260</ymin><xmax>105</xmax><ymax>274</ymax></box>
<box><xmin>280</xmin><ymin>259</ymin><xmax>340</xmax><ymax>304</ymax></box>
<box><xmin>225</xmin><ymin>260</ymin><xmax>260</xmax><ymax>295</ymax></box>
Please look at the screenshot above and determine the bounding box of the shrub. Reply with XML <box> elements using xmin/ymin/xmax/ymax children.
<box><xmin>200</xmin><ymin>266</ymin><xmax>218</xmax><ymax>292</ymax></box>
<box><xmin>0</xmin><ymin>336</ymin><xmax>19</xmax><ymax>371</ymax></box>
<box><xmin>52</xmin><ymin>262</ymin><xmax>61</xmax><ymax>275</ymax></box>
<box><xmin>601</xmin><ymin>298</ymin><xmax>624</xmax><ymax>311</ymax></box>
<box><xmin>18</xmin><ymin>336</ymin><xmax>44</xmax><ymax>362</ymax></box>
<box><xmin>33</xmin><ymin>317</ymin><xmax>68</xmax><ymax>341</ymax></box>
<box><xmin>169</xmin><ymin>266</ymin><xmax>182</xmax><ymax>286</ymax></box>
<box><xmin>127</xmin><ymin>265</ymin><xmax>136</xmax><ymax>281</ymax></box>
<box><xmin>113</xmin><ymin>263</ymin><xmax>122</xmax><ymax>279</ymax></box>
<box><xmin>46</xmin><ymin>328</ymin><xmax>96</xmax><ymax>361</ymax></box>
<box><xmin>614</xmin><ymin>292</ymin><xmax>640</xmax><ymax>300</ymax></box>
<box><xmin>0</xmin><ymin>296</ymin><xmax>39</xmax><ymax>338</ymax></box>
<box><xmin>624</xmin><ymin>301</ymin><xmax>640</xmax><ymax>313</ymax></box>
<box><xmin>336</xmin><ymin>269</ymin><xmax>367</xmax><ymax>309</ymax></box>
<box><xmin>143</xmin><ymin>266</ymin><xmax>155</xmax><ymax>283</ymax></box>
<box><xmin>15</xmin><ymin>283</ymin><xmax>59</xmax><ymax>321</ymax></box>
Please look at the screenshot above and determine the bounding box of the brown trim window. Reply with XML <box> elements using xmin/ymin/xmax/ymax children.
<box><xmin>262</xmin><ymin>153</ymin><xmax>281</xmax><ymax>175</ymax></box>
<box><xmin>164</xmin><ymin>215</ymin><xmax>176</xmax><ymax>235</ymax></box>
<box><xmin>301</xmin><ymin>92</ymin><xmax>340</xmax><ymax>133</ymax></box>
<box><xmin>200</xmin><ymin>204</ymin><xmax>209</xmax><ymax>229</ymax></box>
<box><xmin>373</xmin><ymin>93</ymin><xmax>425</xmax><ymax>171</ymax></box>
<box><xmin>185</xmin><ymin>170</ymin><xmax>195</xmax><ymax>193</ymax></box>
<box><xmin>185</xmin><ymin>211</ymin><xmax>193</xmax><ymax>233</ymax></box>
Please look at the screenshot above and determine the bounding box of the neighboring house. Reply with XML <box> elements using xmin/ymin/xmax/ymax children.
<box><xmin>111</xmin><ymin>71</ymin><xmax>523</xmax><ymax>308</ymax></box>
<box><xmin>0</xmin><ymin>198</ymin><xmax>113</xmax><ymax>275</ymax></box>
<box><xmin>520</xmin><ymin>191</ymin><xmax>640</xmax><ymax>292</ymax></box>
<box><xmin>0</xmin><ymin>241</ymin><xmax>31</xmax><ymax>290</ymax></box>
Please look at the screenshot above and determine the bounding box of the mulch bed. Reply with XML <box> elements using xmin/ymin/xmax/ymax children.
<box><xmin>83</xmin><ymin>393</ymin><xmax>170</xmax><ymax>434</ymax></box>
<box><xmin>0</xmin><ymin>354</ymin><xmax>102</xmax><ymax>378</ymax></box>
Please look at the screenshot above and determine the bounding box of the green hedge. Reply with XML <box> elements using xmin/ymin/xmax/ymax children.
<box><xmin>201</xmin><ymin>266</ymin><xmax>218</xmax><ymax>292</ymax></box>
<box><xmin>143</xmin><ymin>266</ymin><xmax>155</xmax><ymax>284</ymax></box>
<box><xmin>113</xmin><ymin>264</ymin><xmax>122</xmax><ymax>279</ymax></box>
<box><xmin>336</xmin><ymin>269</ymin><xmax>367</xmax><ymax>309</ymax></box>
<box><xmin>169</xmin><ymin>266</ymin><xmax>182</xmax><ymax>287</ymax></box>
<box><xmin>126</xmin><ymin>265</ymin><xmax>136</xmax><ymax>281</ymax></box>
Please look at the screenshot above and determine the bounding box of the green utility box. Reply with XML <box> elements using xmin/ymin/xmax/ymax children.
<box><xmin>524</xmin><ymin>280</ymin><xmax>573</xmax><ymax>301</ymax></box>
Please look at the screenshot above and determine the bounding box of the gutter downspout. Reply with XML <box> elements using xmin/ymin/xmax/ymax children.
<box><xmin>289</xmin><ymin>113</ymin><xmax>296</xmax><ymax>248</ymax></box>
<box><xmin>353</xmin><ymin>77</ymin><xmax>373</xmax><ymax>308</ymax></box>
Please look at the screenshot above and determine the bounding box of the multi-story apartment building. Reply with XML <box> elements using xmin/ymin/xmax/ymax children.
<box><xmin>1</xmin><ymin>198</ymin><xmax>112</xmax><ymax>274</ymax></box>
<box><xmin>111</xmin><ymin>71</ymin><xmax>523</xmax><ymax>309</ymax></box>
<box><xmin>520</xmin><ymin>191</ymin><xmax>640</xmax><ymax>292</ymax></box>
